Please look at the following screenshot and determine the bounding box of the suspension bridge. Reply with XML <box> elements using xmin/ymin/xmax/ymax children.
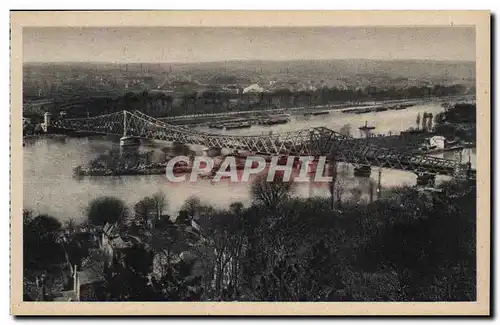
<box><xmin>49</xmin><ymin>110</ymin><xmax>475</xmax><ymax>181</ymax></box>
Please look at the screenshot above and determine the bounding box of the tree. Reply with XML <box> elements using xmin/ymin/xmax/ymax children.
<box><xmin>181</xmin><ymin>196</ymin><xmax>203</xmax><ymax>219</ymax></box>
<box><xmin>328</xmin><ymin>152</ymin><xmax>339</xmax><ymax>210</ymax></box>
<box><xmin>336</xmin><ymin>126</ymin><xmax>353</xmax><ymax>208</ymax></box>
<box><xmin>434</xmin><ymin>112</ymin><xmax>446</xmax><ymax>125</ymax></box>
<box><xmin>28</xmin><ymin>214</ymin><xmax>62</xmax><ymax>238</ymax></box>
<box><xmin>251</xmin><ymin>174</ymin><xmax>294</xmax><ymax>211</ymax></box>
<box><xmin>172</xmin><ymin>142</ymin><xmax>193</xmax><ymax>157</ymax></box>
<box><xmin>175</xmin><ymin>210</ymin><xmax>191</xmax><ymax>226</ymax></box>
<box><xmin>131</xmin><ymin>192</ymin><xmax>167</xmax><ymax>230</ymax></box>
<box><xmin>152</xmin><ymin>258</ymin><xmax>204</xmax><ymax>301</ymax></box>
<box><xmin>64</xmin><ymin>217</ymin><xmax>77</xmax><ymax>233</ymax></box>
<box><xmin>301</xmin><ymin>240</ymin><xmax>346</xmax><ymax>301</ymax></box>
<box><xmin>339</xmin><ymin>124</ymin><xmax>352</xmax><ymax>137</ymax></box>
<box><xmin>23</xmin><ymin>213</ymin><xmax>64</xmax><ymax>270</ymax></box>
<box><xmin>23</xmin><ymin>209</ymin><xmax>34</xmax><ymax>229</ymax></box>
<box><xmin>229</xmin><ymin>202</ymin><xmax>244</xmax><ymax>215</ymax></box>
<box><xmin>164</xmin><ymin>95</ymin><xmax>173</xmax><ymax>112</ymax></box>
<box><xmin>132</xmin><ymin>196</ymin><xmax>157</xmax><ymax>229</ymax></box>
<box><xmin>86</xmin><ymin>196</ymin><xmax>128</xmax><ymax>227</ymax></box>
<box><xmin>362</xmin><ymin>180</ymin><xmax>476</xmax><ymax>301</ymax></box>
<box><xmin>197</xmin><ymin>208</ymin><xmax>247</xmax><ymax>300</ymax></box>
<box><xmin>422</xmin><ymin>112</ymin><xmax>428</xmax><ymax>131</ymax></box>
<box><xmin>105</xmin><ymin>250</ymin><xmax>157</xmax><ymax>301</ymax></box>
<box><xmin>150</xmin><ymin>217</ymin><xmax>180</xmax><ymax>278</ymax></box>
<box><xmin>334</xmin><ymin>162</ymin><xmax>350</xmax><ymax>209</ymax></box>
<box><xmin>140</xmin><ymin>90</ymin><xmax>149</xmax><ymax>111</ymax></box>
<box><xmin>350</xmin><ymin>186</ymin><xmax>363</xmax><ymax>204</ymax></box>
<box><xmin>427</xmin><ymin>113</ymin><xmax>434</xmax><ymax>131</ymax></box>
<box><xmin>151</xmin><ymin>192</ymin><xmax>167</xmax><ymax>219</ymax></box>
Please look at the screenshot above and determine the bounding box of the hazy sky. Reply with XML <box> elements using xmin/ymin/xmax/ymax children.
<box><xmin>23</xmin><ymin>26</ymin><xmax>475</xmax><ymax>63</ymax></box>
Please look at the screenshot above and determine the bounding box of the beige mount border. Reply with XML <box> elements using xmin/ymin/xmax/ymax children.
<box><xmin>10</xmin><ymin>10</ymin><xmax>490</xmax><ymax>316</ymax></box>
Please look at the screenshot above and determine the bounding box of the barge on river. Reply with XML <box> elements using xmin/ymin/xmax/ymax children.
<box><xmin>120</xmin><ymin>136</ymin><xmax>141</xmax><ymax>147</ymax></box>
<box><xmin>304</xmin><ymin>111</ymin><xmax>330</xmax><ymax>116</ymax></box>
<box><xmin>359</xmin><ymin>121</ymin><xmax>376</xmax><ymax>131</ymax></box>
<box><xmin>259</xmin><ymin>118</ymin><xmax>289</xmax><ymax>126</ymax></box>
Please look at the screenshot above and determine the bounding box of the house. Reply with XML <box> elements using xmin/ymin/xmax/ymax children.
<box><xmin>242</xmin><ymin>84</ymin><xmax>264</xmax><ymax>94</ymax></box>
<box><xmin>52</xmin><ymin>264</ymin><xmax>106</xmax><ymax>302</ymax></box>
<box><xmin>222</xmin><ymin>85</ymin><xmax>241</xmax><ymax>95</ymax></box>
<box><xmin>100</xmin><ymin>223</ymin><xmax>142</xmax><ymax>268</ymax></box>
<box><xmin>428</xmin><ymin>135</ymin><xmax>446</xmax><ymax>149</ymax></box>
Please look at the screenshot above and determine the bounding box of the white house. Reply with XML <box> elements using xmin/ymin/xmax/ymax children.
<box><xmin>242</xmin><ymin>84</ymin><xmax>264</xmax><ymax>94</ymax></box>
<box><xmin>428</xmin><ymin>135</ymin><xmax>446</xmax><ymax>149</ymax></box>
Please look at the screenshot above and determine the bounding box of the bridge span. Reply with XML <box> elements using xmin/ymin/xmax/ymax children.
<box><xmin>49</xmin><ymin>110</ymin><xmax>475</xmax><ymax>180</ymax></box>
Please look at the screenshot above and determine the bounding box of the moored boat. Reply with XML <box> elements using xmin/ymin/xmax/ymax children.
<box><xmin>359</xmin><ymin>121</ymin><xmax>376</xmax><ymax>131</ymax></box>
<box><xmin>120</xmin><ymin>136</ymin><xmax>141</xmax><ymax>147</ymax></box>
<box><xmin>224</xmin><ymin>122</ymin><xmax>252</xmax><ymax>130</ymax></box>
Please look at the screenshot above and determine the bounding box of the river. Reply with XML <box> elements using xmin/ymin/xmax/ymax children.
<box><xmin>23</xmin><ymin>101</ymin><xmax>476</xmax><ymax>222</ymax></box>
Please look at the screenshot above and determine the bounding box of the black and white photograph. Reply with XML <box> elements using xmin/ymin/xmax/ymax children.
<box><xmin>11</xmin><ymin>11</ymin><xmax>490</xmax><ymax>316</ymax></box>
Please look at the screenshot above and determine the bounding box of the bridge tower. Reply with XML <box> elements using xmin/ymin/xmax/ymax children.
<box><xmin>120</xmin><ymin>110</ymin><xmax>140</xmax><ymax>156</ymax></box>
<box><xmin>42</xmin><ymin>112</ymin><xmax>52</xmax><ymax>133</ymax></box>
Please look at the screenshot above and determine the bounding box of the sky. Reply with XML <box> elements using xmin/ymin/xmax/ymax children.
<box><xmin>23</xmin><ymin>26</ymin><xmax>476</xmax><ymax>63</ymax></box>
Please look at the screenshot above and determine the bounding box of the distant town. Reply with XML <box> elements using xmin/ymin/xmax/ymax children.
<box><xmin>23</xmin><ymin>59</ymin><xmax>475</xmax><ymax>122</ymax></box>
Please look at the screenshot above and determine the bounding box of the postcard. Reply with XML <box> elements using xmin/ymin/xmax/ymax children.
<box><xmin>10</xmin><ymin>10</ymin><xmax>490</xmax><ymax>316</ymax></box>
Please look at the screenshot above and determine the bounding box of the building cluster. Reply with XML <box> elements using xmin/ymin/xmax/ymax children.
<box><xmin>47</xmin><ymin>213</ymin><xmax>208</xmax><ymax>302</ymax></box>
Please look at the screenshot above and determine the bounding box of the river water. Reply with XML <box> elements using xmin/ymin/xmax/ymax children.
<box><xmin>24</xmin><ymin>101</ymin><xmax>476</xmax><ymax>222</ymax></box>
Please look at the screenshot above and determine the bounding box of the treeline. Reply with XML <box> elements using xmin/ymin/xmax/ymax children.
<box><xmin>24</xmin><ymin>176</ymin><xmax>476</xmax><ymax>302</ymax></box>
<box><xmin>30</xmin><ymin>84</ymin><xmax>471</xmax><ymax>119</ymax></box>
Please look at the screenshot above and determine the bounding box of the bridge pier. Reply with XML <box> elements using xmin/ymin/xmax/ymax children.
<box><xmin>42</xmin><ymin>112</ymin><xmax>52</xmax><ymax>133</ymax></box>
<box><xmin>203</xmin><ymin>147</ymin><xmax>222</xmax><ymax>157</ymax></box>
<box><xmin>416</xmin><ymin>173</ymin><xmax>436</xmax><ymax>187</ymax></box>
<box><xmin>353</xmin><ymin>165</ymin><xmax>371</xmax><ymax>178</ymax></box>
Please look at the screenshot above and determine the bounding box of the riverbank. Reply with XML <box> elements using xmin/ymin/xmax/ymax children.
<box><xmin>160</xmin><ymin>95</ymin><xmax>475</xmax><ymax>127</ymax></box>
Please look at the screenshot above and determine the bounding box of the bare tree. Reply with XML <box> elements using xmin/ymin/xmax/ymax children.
<box><xmin>427</xmin><ymin>113</ymin><xmax>434</xmax><ymax>131</ymax></box>
<box><xmin>150</xmin><ymin>218</ymin><xmax>180</xmax><ymax>278</ymax></box>
<box><xmin>330</xmin><ymin>125</ymin><xmax>354</xmax><ymax>211</ymax></box>
<box><xmin>197</xmin><ymin>209</ymin><xmax>246</xmax><ymax>300</ymax></box>
<box><xmin>151</xmin><ymin>192</ymin><xmax>168</xmax><ymax>220</ymax></box>
<box><xmin>251</xmin><ymin>174</ymin><xmax>295</xmax><ymax>211</ymax></box>
<box><xmin>421</xmin><ymin>112</ymin><xmax>428</xmax><ymax>131</ymax></box>
<box><xmin>182</xmin><ymin>196</ymin><xmax>203</xmax><ymax>220</ymax></box>
<box><xmin>339</xmin><ymin>124</ymin><xmax>352</xmax><ymax>137</ymax></box>
<box><xmin>327</xmin><ymin>151</ymin><xmax>339</xmax><ymax>210</ymax></box>
<box><xmin>334</xmin><ymin>163</ymin><xmax>350</xmax><ymax>209</ymax></box>
<box><xmin>64</xmin><ymin>217</ymin><xmax>77</xmax><ymax>234</ymax></box>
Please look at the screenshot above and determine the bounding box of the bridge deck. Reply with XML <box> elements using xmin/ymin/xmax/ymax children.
<box><xmin>52</xmin><ymin>110</ymin><xmax>475</xmax><ymax>179</ymax></box>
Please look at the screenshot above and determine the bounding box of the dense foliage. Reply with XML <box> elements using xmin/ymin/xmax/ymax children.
<box><xmin>434</xmin><ymin>103</ymin><xmax>476</xmax><ymax>141</ymax></box>
<box><xmin>24</xmin><ymin>178</ymin><xmax>476</xmax><ymax>302</ymax></box>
